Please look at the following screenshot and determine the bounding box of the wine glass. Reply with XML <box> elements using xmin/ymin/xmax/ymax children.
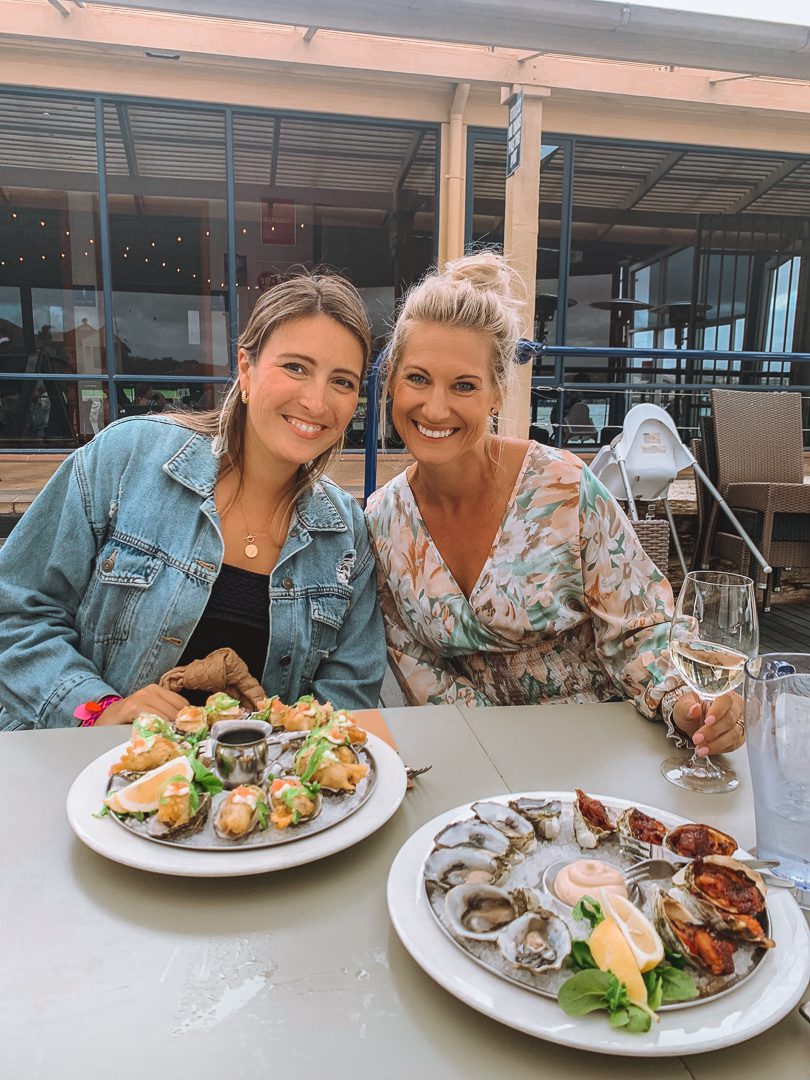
<box><xmin>661</xmin><ymin>570</ymin><xmax>758</xmax><ymax>793</ymax></box>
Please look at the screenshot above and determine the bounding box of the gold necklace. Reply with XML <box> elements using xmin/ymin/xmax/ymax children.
<box><xmin>237</xmin><ymin>499</ymin><xmax>289</xmax><ymax>561</ymax></box>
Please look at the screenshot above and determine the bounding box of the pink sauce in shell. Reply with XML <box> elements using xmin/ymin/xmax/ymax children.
<box><xmin>554</xmin><ymin>859</ymin><xmax>627</xmax><ymax>906</ymax></box>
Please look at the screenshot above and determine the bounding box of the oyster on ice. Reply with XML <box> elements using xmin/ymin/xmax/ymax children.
<box><xmin>507</xmin><ymin>797</ymin><xmax>562</xmax><ymax>840</ymax></box>
<box><xmin>653</xmin><ymin>889</ymin><xmax>736</xmax><ymax>976</ymax></box>
<box><xmin>444</xmin><ymin>884</ymin><xmax>543</xmax><ymax>941</ymax></box>
<box><xmin>663</xmin><ymin>823</ymin><xmax>737</xmax><ymax>859</ymax></box>
<box><xmin>212</xmin><ymin>784</ymin><xmax>268</xmax><ymax>840</ymax></box>
<box><xmin>573</xmin><ymin>789</ymin><xmax>615</xmax><ymax>849</ymax></box>
<box><xmin>616</xmin><ymin>807</ymin><xmax>667</xmax><ymax>846</ymax></box>
<box><xmin>678</xmin><ymin>856</ymin><xmax>767</xmax><ymax>917</ymax></box>
<box><xmin>268</xmin><ymin>776</ymin><xmax>322</xmax><ymax>830</ymax></box>
<box><xmin>433</xmin><ymin>819</ymin><xmax>512</xmax><ymax>859</ymax></box>
<box><xmin>424</xmin><ymin>847</ymin><xmax>508</xmax><ymax>890</ymax></box>
<box><xmin>497</xmin><ymin>908</ymin><xmax>572</xmax><ymax>974</ymax></box>
<box><xmin>472</xmin><ymin>800</ymin><xmax>537</xmax><ymax>854</ymax></box>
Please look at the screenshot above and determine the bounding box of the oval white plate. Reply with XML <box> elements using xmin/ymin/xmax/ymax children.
<box><xmin>67</xmin><ymin>733</ymin><xmax>407</xmax><ymax>877</ymax></box>
<box><xmin>387</xmin><ymin>791</ymin><xmax>810</xmax><ymax>1057</ymax></box>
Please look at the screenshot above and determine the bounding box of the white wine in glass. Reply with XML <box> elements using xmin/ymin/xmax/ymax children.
<box><xmin>662</xmin><ymin>571</ymin><xmax>758</xmax><ymax>793</ymax></box>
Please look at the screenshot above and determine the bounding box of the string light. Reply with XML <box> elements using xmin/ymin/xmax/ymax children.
<box><xmin>176</xmin><ymin>235</ymin><xmax>182</xmax><ymax>242</ymax></box>
<box><xmin>241</xmin><ymin>227</ymin><xmax>247</xmax><ymax>235</ymax></box>
<box><xmin>41</xmin><ymin>255</ymin><xmax>46</xmax><ymax>261</ymax></box>
<box><xmin>40</xmin><ymin>219</ymin><xmax>46</xmax><ymax>227</ymax></box>
<box><xmin>60</xmin><ymin>253</ymin><xmax>65</xmax><ymax>259</ymax></box>
<box><xmin>18</xmin><ymin>256</ymin><xmax>24</xmax><ymax>263</ymax></box>
<box><xmin>11</xmin><ymin>212</ymin><xmax>17</xmax><ymax>219</ymax></box>
<box><xmin>161</xmin><ymin>261</ymin><xmax>166</xmax><ymax>268</ymax></box>
<box><xmin>204</xmin><ymin>230</ymin><xmax>210</xmax><ymax>237</ymax></box>
<box><xmin>145</xmin><ymin>257</ymin><xmax>149</xmax><ymax>263</ymax></box>
<box><xmin>151</xmin><ymin>241</ymin><xmax>156</xmax><ymax>248</ymax></box>
<box><xmin>65</xmin><ymin>229</ymin><xmax>69</xmax><ymax>236</ymax></box>
<box><xmin>83</xmin><ymin>250</ymin><xmax>89</xmax><ymax>256</ymax></box>
<box><xmin>89</xmin><ymin>238</ymin><xmax>94</xmax><ymax>245</ymax></box>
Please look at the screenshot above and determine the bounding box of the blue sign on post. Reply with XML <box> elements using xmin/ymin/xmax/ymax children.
<box><xmin>506</xmin><ymin>91</ymin><xmax>523</xmax><ymax>177</ymax></box>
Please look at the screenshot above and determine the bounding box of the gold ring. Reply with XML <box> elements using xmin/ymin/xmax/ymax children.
<box><xmin>735</xmin><ymin>717</ymin><xmax>745</xmax><ymax>732</ymax></box>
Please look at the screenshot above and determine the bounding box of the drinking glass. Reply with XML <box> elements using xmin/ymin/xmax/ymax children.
<box><xmin>661</xmin><ymin>571</ymin><xmax>758</xmax><ymax>793</ymax></box>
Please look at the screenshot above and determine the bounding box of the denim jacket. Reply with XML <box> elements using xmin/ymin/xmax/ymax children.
<box><xmin>0</xmin><ymin>416</ymin><xmax>386</xmax><ymax>730</ymax></box>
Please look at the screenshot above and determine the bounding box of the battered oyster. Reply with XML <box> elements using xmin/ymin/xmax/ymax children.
<box><xmin>173</xmin><ymin>705</ymin><xmax>208</xmax><ymax>737</ymax></box>
<box><xmin>663</xmin><ymin>823</ymin><xmax>737</xmax><ymax>859</ymax></box>
<box><xmin>616</xmin><ymin>807</ymin><xmax>667</xmax><ymax>846</ymax></box>
<box><xmin>472</xmin><ymin>800</ymin><xmax>537</xmax><ymax>854</ymax></box>
<box><xmin>275</xmin><ymin>695</ymin><xmax>335</xmax><ymax>732</ymax></box>
<box><xmin>205</xmin><ymin>692</ymin><xmax>245</xmax><ymax>723</ymax></box>
<box><xmin>444</xmin><ymin>884</ymin><xmax>543</xmax><ymax>941</ymax></box>
<box><xmin>212</xmin><ymin>784</ymin><xmax>269</xmax><ymax>840</ymax></box>
<box><xmin>294</xmin><ymin>736</ymin><xmax>369</xmax><ymax>793</ymax></box>
<box><xmin>573</xmin><ymin>789</ymin><xmax>615</xmax><ymax>849</ymax></box>
<box><xmin>508</xmin><ymin>797</ymin><xmax>562</xmax><ymax>840</ymax></box>
<box><xmin>653</xmin><ymin>889</ymin><xmax>736</xmax><ymax>976</ymax></box>
<box><xmin>268</xmin><ymin>776</ymin><xmax>321</xmax><ymax>830</ymax></box>
<box><xmin>147</xmin><ymin>776</ymin><xmax>210</xmax><ymax>839</ymax></box>
<box><xmin>497</xmin><ymin>908</ymin><xmax>572</xmax><ymax>974</ymax></box>
<box><xmin>109</xmin><ymin>731</ymin><xmax>181</xmax><ymax>776</ymax></box>
<box><xmin>424</xmin><ymin>847</ymin><xmax>508</xmax><ymax>890</ymax></box>
<box><xmin>433</xmin><ymin>819</ymin><xmax>512</xmax><ymax>859</ymax></box>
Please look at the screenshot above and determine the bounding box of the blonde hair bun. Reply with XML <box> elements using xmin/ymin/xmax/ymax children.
<box><xmin>443</xmin><ymin>251</ymin><xmax>523</xmax><ymax>310</ymax></box>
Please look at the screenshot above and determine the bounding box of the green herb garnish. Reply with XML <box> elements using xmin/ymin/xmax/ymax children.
<box><xmin>558</xmin><ymin>970</ymin><xmax>653</xmax><ymax>1032</ymax></box>
<box><xmin>186</xmin><ymin>753</ymin><xmax>224</xmax><ymax>796</ymax></box>
<box><xmin>571</xmin><ymin>896</ymin><xmax>605</xmax><ymax>928</ymax></box>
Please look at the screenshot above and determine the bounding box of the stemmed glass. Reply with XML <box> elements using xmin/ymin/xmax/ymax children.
<box><xmin>661</xmin><ymin>571</ymin><xmax>758</xmax><ymax>793</ymax></box>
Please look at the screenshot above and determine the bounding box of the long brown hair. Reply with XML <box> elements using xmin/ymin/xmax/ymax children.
<box><xmin>176</xmin><ymin>270</ymin><xmax>372</xmax><ymax>508</ymax></box>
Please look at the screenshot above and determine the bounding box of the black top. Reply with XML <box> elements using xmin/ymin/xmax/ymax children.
<box><xmin>178</xmin><ymin>563</ymin><xmax>270</xmax><ymax>704</ymax></box>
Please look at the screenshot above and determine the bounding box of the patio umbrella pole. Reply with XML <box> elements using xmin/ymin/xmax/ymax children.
<box><xmin>691</xmin><ymin>461</ymin><xmax>772</xmax><ymax>577</ymax></box>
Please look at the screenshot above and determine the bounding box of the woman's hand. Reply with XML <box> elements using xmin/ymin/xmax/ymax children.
<box><xmin>95</xmin><ymin>684</ymin><xmax>190</xmax><ymax>726</ymax></box>
<box><xmin>672</xmin><ymin>690</ymin><xmax>745</xmax><ymax>754</ymax></box>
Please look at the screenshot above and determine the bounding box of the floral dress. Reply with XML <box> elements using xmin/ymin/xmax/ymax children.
<box><xmin>366</xmin><ymin>442</ymin><xmax>686</xmax><ymax>730</ymax></box>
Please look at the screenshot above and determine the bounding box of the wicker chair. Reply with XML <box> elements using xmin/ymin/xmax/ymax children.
<box><xmin>709</xmin><ymin>388</ymin><xmax>810</xmax><ymax>610</ymax></box>
<box><xmin>631</xmin><ymin>518</ymin><xmax>671</xmax><ymax>576</ymax></box>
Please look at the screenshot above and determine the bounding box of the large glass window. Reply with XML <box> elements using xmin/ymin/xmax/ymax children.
<box><xmin>103</xmin><ymin>103</ymin><xmax>230</xmax><ymax>380</ymax></box>
<box><xmin>0</xmin><ymin>93</ymin><xmax>108</xmax><ymax>445</ymax></box>
<box><xmin>233</xmin><ymin>113</ymin><xmax>437</xmax><ymax>351</ymax></box>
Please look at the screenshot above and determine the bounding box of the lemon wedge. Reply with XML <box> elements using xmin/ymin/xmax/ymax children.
<box><xmin>105</xmin><ymin>756</ymin><xmax>194</xmax><ymax>814</ymax></box>
<box><xmin>588</xmin><ymin>915</ymin><xmax>650</xmax><ymax>1010</ymax></box>
<box><xmin>597</xmin><ymin>891</ymin><xmax>664</xmax><ymax>973</ymax></box>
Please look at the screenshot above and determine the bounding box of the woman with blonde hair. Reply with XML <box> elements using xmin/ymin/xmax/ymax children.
<box><xmin>366</xmin><ymin>251</ymin><xmax>743</xmax><ymax>756</ymax></box>
<box><xmin>0</xmin><ymin>272</ymin><xmax>386</xmax><ymax>730</ymax></box>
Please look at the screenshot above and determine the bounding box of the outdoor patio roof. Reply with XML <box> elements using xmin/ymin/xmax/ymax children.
<box><xmin>79</xmin><ymin>0</ymin><xmax>810</xmax><ymax>80</ymax></box>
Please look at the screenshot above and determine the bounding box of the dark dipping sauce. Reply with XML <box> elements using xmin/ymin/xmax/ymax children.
<box><xmin>216</xmin><ymin>729</ymin><xmax>264</xmax><ymax>746</ymax></box>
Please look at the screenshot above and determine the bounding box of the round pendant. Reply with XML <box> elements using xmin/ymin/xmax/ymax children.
<box><xmin>245</xmin><ymin>543</ymin><xmax>259</xmax><ymax>559</ymax></box>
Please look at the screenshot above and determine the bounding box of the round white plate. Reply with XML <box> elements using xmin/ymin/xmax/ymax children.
<box><xmin>67</xmin><ymin>733</ymin><xmax>407</xmax><ymax>877</ymax></box>
<box><xmin>387</xmin><ymin>791</ymin><xmax>810</xmax><ymax>1057</ymax></box>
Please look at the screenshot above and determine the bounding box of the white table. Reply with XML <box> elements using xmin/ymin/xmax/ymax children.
<box><xmin>1</xmin><ymin>702</ymin><xmax>808</xmax><ymax>1079</ymax></box>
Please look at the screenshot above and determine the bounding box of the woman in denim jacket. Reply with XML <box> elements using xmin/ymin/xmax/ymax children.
<box><xmin>0</xmin><ymin>273</ymin><xmax>386</xmax><ymax>730</ymax></box>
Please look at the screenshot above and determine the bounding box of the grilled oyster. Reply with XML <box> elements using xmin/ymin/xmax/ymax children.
<box><xmin>472</xmin><ymin>800</ymin><xmax>537</xmax><ymax>854</ymax></box>
<box><xmin>444</xmin><ymin>884</ymin><xmax>543</xmax><ymax>941</ymax></box>
<box><xmin>677</xmin><ymin>856</ymin><xmax>767</xmax><ymax>918</ymax></box>
<box><xmin>616</xmin><ymin>807</ymin><xmax>667</xmax><ymax>846</ymax></box>
<box><xmin>424</xmin><ymin>847</ymin><xmax>508</xmax><ymax>890</ymax></box>
<box><xmin>147</xmin><ymin>777</ymin><xmax>210</xmax><ymax>839</ymax></box>
<box><xmin>496</xmin><ymin>908</ymin><xmax>572</xmax><ymax>974</ymax></box>
<box><xmin>663</xmin><ymin>823</ymin><xmax>737</xmax><ymax>859</ymax></box>
<box><xmin>212</xmin><ymin>784</ymin><xmax>268</xmax><ymax>840</ymax></box>
<box><xmin>507</xmin><ymin>797</ymin><xmax>562</xmax><ymax>840</ymax></box>
<box><xmin>573</xmin><ymin>789</ymin><xmax>615</xmax><ymax>849</ymax></box>
<box><xmin>433</xmin><ymin>819</ymin><xmax>512</xmax><ymax>859</ymax></box>
<box><xmin>653</xmin><ymin>889</ymin><xmax>735</xmax><ymax>976</ymax></box>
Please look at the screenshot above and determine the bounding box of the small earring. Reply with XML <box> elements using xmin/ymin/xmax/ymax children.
<box><xmin>241</xmin><ymin>390</ymin><xmax>249</xmax><ymax>405</ymax></box>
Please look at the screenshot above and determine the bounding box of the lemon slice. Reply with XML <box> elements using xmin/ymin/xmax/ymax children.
<box><xmin>588</xmin><ymin>916</ymin><xmax>650</xmax><ymax>1008</ymax></box>
<box><xmin>597</xmin><ymin>890</ymin><xmax>664</xmax><ymax>973</ymax></box>
<box><xmin>105</xmin><ymin>756</ymin><xmax>193</xmax><ymax>814</ymax></box>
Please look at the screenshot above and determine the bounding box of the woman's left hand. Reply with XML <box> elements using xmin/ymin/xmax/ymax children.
<box><xmin>672</xmin><ymin>690</ymin><xmax>745</xmax><ymax>754</ymax></box>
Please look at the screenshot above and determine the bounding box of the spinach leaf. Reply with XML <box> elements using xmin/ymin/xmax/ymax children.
<box><xmin>569</xmin><ymin>940</ymin><xmax>598</xmax><ymax>971</ymax></box>
<box><xmin>658</xmin><ymin>964</ymin><xmax>699</xmax><ymax>1003</ymax></box>
<box><xmin>557</xmin><ymin>970</ymin><xmax>615</xmax><ymax>1016</ymax></box>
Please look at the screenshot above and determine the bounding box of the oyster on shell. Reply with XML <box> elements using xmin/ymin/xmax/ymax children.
<box><xmin>444</xmin><ymin>884</ymin><xmax>543</xmax><ymax>941</ymax></box>
<box><xmin>212</xmin><ymin>784</ymin><xmax>268</xmax><ymax>840</ymax></box>
<box><xmin>268</xmin><ymin>776</ymin><xmax>322</xmax><ymax>830</ymax></box>
<box><xmin>472</xmin><ymin>800</ymin><xmax>537</xmax><ymax>853</ymax></box>
<box><xmin>663</xmin><ymin>823</ymin><xmax>737</xmax><ymax>859</ymax></box>
<box><xmin>508</xmin><ymin>797</ymin><xmax>562</xmax><ymax>840</ymax></box>
<box><xmin>653</xmin><ymin>888</ymin><xmax>736</xmax><ymax>976</ymax></box>
<box><xmin>147</xmin><ymin>789</ymin><xmax>211</xmax><ymax>840</ymax></box>
<box><xmin>573</xmin><ymin>789</ymin><xmax>615</xmax><ymax>849</ymax></box>
<box><xmin>616</xmin><ymin>807</ymin><xmax>667</xmax><ymax>846</ymax></box>
<box><xmin>496</xmin><ymin>908</ymin><xmax>572</xmax><ymax>973</ymax></box>
<box><xmin>433</xmin><ymin>819</ymin><xmax>512</xmax><ymax>859</ymax></box>
<box><xmin>424</xmin><ymin>847</ymin><xmax>508</xmax><ymax>890</ymax></box>
<box><xmin>678</xmin><ymin>856</ymin><xmax>767</xmax><ymax>917</ymax></box>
